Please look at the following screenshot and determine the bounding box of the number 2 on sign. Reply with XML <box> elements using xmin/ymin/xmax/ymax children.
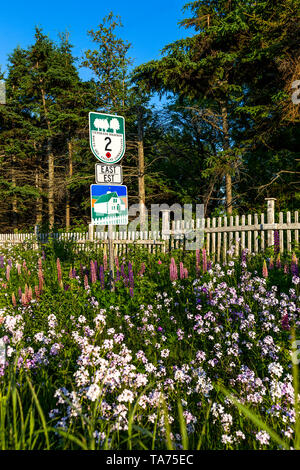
<box><xmin>105</xmin><ymin>137</ymin><xmax>112</xmax><ymax>151</ymax></box>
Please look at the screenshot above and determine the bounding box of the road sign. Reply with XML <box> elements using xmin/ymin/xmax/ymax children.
<box><xmin>0</xmin><ymin>81</ymin><xmax>5</xmax><ymax>105</ymax></box>
<box><xmin>95</xmin><ymin>164</ymin><xmax>123</xmax><ymax>184</ymax></box>
<box><xmin>89</xmin><ymin>112</ymin><xmax>125</xmax><ymax>164</ymax></box>
<box><xmin>91</xmin><ymin>184</ymin><xmax>128</xmax><ymax>226</ymax></box>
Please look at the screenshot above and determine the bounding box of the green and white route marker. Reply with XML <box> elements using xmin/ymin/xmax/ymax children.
<box><xmin>89</xmin><ymin>112</ymin><xmax>125</xmax><ymax>164</ymax></box>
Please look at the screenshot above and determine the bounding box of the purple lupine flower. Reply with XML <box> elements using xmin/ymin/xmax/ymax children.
<box><xmin>0</xmin><ymin>256</ymin><xmax>4</xmax><ymax>268</ymax></box>
<box><xmin>72</xmin><ymin>268</ymin><xmax>76</xmax><ymax>278</ymax></box>
<box><xmin>42</xmin><ymin>250</ymin><xmax>46</xmax><ymax>260</ymax></box>
<box><xmin>7</xmin><ymin>259</ymin><xmax>12</xmax><ymax>267</ymax></box>
<box><xmin>207</xmin><ymin>261</ymin><xmax>212</xmax><ymax>271</ymax></box>
<box><xmin>120</xmin><ymin>264</ymin><xmax>126</xmax><ymax>278</ymax></box>
<box><xmin>242</xmin><ymin>249</ymin><xmax>247</xmax><ymax>265</ymax></box>
<box><xmin>281</xmin><ymin>314</ymin><xmax>289</xmax><ymax>331</ymax></box>
<box><xmin>291</xmin><ymin>253</ymin><xmax>299</xmax><ymax>276</ymax></box>
<box><xmin>129</xmin><ymin>287</ymin><xmax>134</xmax><ymax>297</ymax></box>
<box><xmin>274</xmin><ymin>230</ymin><xmax>280</xmax><ymax>255</ymax></box>
<box><xmin>99</xmin><ymin>265</ymin><xmax>105</xmax><ymax>289</ymax></box>
<box><xmin>116</xmin><ymin>268</ymin><xmax>120</xmax><ymax>282</ymax></box>
<box><xmin>202</xmin><ymin>248</ymin><xmax>207</xmax><ymax>273</ymax></box>
<box><xmin>18</xmin><ymin>287</ymin><xmax>22</xmax><ymax>299</ymax></box>
<box><xmin>128</xmin><ymin>262</ymin><xmax>134</xmax><ymax>289</ymax></box>
<box><xmin>94</xmin><ymin>261</ymin><xmax>98</xmax><ymax>279</ymax></box>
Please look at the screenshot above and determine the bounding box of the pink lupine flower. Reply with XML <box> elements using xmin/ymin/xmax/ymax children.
<box><xmin>27</xmin><ymin>286</ymin><xmax>33</xmax><ymax>302</ymax></box>
<box><xmin>21</xmin><ymin>293</ymin><xmax>27</xmax><ymax>306</ymax></box>
<box><xmin>23</xmin><ymin>260</ymin><xmax>27</xmax><ymax>272</ymax></box>
<box><xmin>6</xmin><ymin>265</ymin><xmax>10</xmax><ymax>281</ymax></box>
<box><xmin>183</xmin><ymin>268</ymin><xmax>188</xmax><ymax>279</ymax></box>
<box><xmin>18</xmin><ymin>287</ymin><xmax>22</xmax><ymax>298</ymax></box>
<box><xmin>90</xmin><ymin>260</ymin><xmax>97</xmax><ymax>284</ymax></box>
<box><xmin>180</xmin><ymin>262</ymin><xmax>184</xmax><ymax>279</ymax></box>
<box><xmin>196</xmin><ymin>249</ymin><xmax>201</xmax><ymax>275</ymax></box>
<box><xmin>57</xmin><ymin>258</ymin><xmax>63</xmax><ymax>288</ymax></box>
<box><xmin>103</xmin><ymin>255</ymin><xmax>108</xmax><ymax>271</ymax></box>
<box><xmin>138</xmin><ymin>262</ymin><xmax>146</xmax><ymax>277</ymax></box>
<box><xmin>170</xmin><ymin>257</ymin><xmax>178</xmax><ymax>281</ymax></box>
<box><xmin>276</xmin><ymin>254</ymin><xmax>281</xmax><ymax>269</ymax></box>
<box><xmin>84</xmin><ymin>274</ymin><xmax>89</xmax><ymax>290</ymax></box>
<box><xmin>262</xmin><ymin>260</ymin><xmax>268</xmax><ymax>278</ymax></box>
<box><xmin>269</xmin><ymin>256</ymin><xmax>274</xmax><ymax>270</ymax></box>
<box><xmin>115</xmin><ymin>256</ymin><xmax>119</xmax><ymax>268</ymax></box>
<box><xmin>12</xmin><ymin>293</ymin><xmax>17</xmax><ymax>306</ymax></box>
<box><xmin>69</xmin><ymin>267</ymin><xmax>73</xmax><ymax>279</ymax></box>
<box><xmin>284</xmin><ymin>263</ymin><xmax>289</xmax><ymax>274</ymax></box>
<box><xmin>17</xmin><ymin>263</ymin><xmax>21</xmax><ymax>275</ymax></box>
<box><xmin>35</xmin><ymin>285</ymin><xmax>40</xmax><ymax>300</ymax></box>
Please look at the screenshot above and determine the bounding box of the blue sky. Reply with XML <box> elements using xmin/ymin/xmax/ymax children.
<box><xmin>0</xmin><ymin>0</ymin><xmax>193</xmax><ymax>83</ymax></box>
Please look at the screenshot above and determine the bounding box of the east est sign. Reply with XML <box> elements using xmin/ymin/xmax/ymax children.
<box><xmin>95</xmin><ymin>163</ymin><xmax>123</xmax><ymax>184</ymax></box>
<box><xmin>89</xmin><ymin>112</ymin><xmax>125</xmax><ymax>164</ymax></box>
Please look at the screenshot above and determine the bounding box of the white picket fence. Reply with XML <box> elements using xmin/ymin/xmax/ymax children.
<box><xmin>0</xmin><ymin>199</ymin><xmax>299</xmax><ymax>259</ymax></box>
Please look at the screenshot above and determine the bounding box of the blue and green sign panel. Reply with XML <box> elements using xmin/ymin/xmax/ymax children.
<box><xmin>91</xmin><ymin>184</ymin><xmax>128</xmax><ymax>226</ymax></box>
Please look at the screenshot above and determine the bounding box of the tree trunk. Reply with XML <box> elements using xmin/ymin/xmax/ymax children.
<box><xmin>39</xmin><ymin>79</ymin><xmax>55</xmax><ymax>230</ymax></box>
<box><xmin>221</xmin><ymin>102</ymin><xmax>232</xmax><ymax>215</ymax></box>
<box><xmin>66</xmin><ymin>139</ymin><xmax>73</xmax><ymax>230</ymax></box>
<box><xmin>47</xmin><ymin>138</ymin><xmax>55</xmax><ymax>230</ymax></box>
<box><xmin>35</xmin><ymin>168</ymin><xmax>43</xmax><ymax>226</ymax></box>
<box><xmin>137</xmin><ymin>110</ymin><xmax>146</xmax><ymax>230</ymax></box>
<box><xmin>11</xmin><ymin>156</ymin><xmax>17</xmax><ymax>230</ymax></box>
<box><xmin>34</xmin><ymin>142</ymin><xmax>43</xmax><ymax>226</ymax></box>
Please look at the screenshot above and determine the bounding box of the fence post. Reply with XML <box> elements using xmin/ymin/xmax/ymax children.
<box><xmin>34</xmin><ymin>225</ymin><xmax>39</xmax><ymax>251</ymax></box>
<box><xmin>88</xmin><ymin>223</ymin><xmax>94</xmax><ymax>242</ymax></box>
<box><xmin>162</xmin><ymin>209</ymin><xmax>170</xmax><ymax>240</ymax></box>
<box><xmin>265</xmin><ymin>198</ymin><xmax>276</xmax><ymax>247</ymax></box>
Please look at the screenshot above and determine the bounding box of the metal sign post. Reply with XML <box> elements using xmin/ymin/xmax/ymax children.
<box><xmin>89</xmin><ymin>111</ymin><xmax>128</xmax><ymax>292</ymax></box>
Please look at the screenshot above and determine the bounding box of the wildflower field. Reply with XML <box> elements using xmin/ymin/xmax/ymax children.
<box><xmin>0</xmin><ymin>239</ymin><xmax>299</xmax><ymax>450</ymax></box>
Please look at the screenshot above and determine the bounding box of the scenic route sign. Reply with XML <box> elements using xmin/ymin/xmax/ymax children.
<box><xmin>90</xmin><ymin>184</ymin><xmax>128</xmax><ymax>226</ymax></box>
<box><xmin>95</xmin><ymin>163</ymin><xmax>123</xmax><ymax>184</ymax></box>
<box><xmin>89</xmin><ymin>112</ymin><xmax>125</xmax><ymax>164</ymax></box>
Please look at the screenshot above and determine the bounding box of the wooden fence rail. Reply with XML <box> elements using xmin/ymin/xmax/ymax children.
<box><xmin>0</xmin><ymin>198</ymin><xmax>299</xmax><ymax>260</ymax></box>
